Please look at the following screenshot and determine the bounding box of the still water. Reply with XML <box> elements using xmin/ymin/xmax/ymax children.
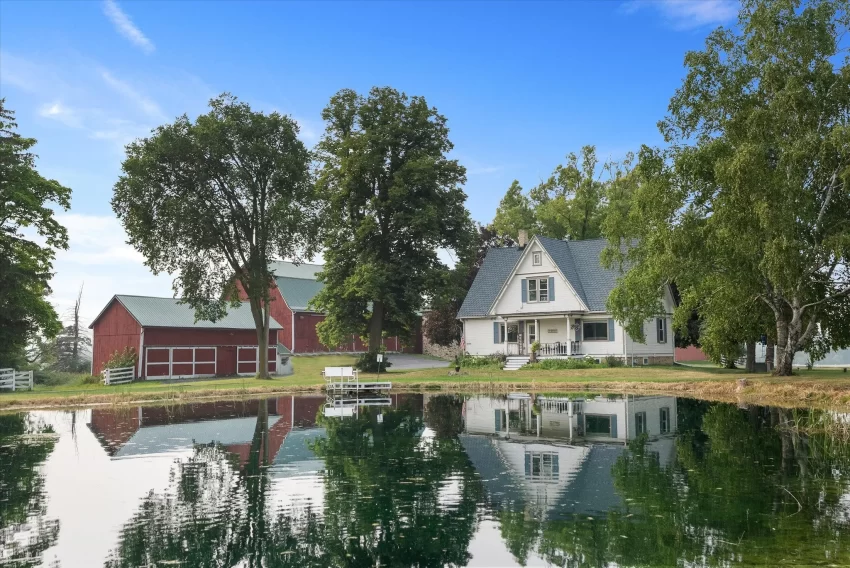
<box><xmin>1</xmin><ymin>393</ymin><xmax>849</xmax><ymax>567</ymax></box>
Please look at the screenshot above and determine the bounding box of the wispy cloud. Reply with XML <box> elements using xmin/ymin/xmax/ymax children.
<box><xmin>102</xmin><ymin>0</ymin><xmax>155</xmax><ymax>54</ymax></box>
<box><xmin>39</xmin><ymin>101</ymin><xmax>83</xmax><ymax>128</ymax></box>
<box><xmin>100</xmin><ymin>69</ymin><xmax>165</xmax><ymax>120</ymax></box>
<box><xmin>621</xmin><ymin>0</ymin><xmax>738</xmax><ymax>30</ymax></box>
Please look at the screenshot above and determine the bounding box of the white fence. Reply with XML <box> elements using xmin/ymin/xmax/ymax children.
<box><xmin>0</xmin><ymin>368</ymin><xmax>34</xmax><ymax>391</ymax></box>
<box><xmin>103</xmin><ymin>366</ymin><xmax>135</xmax><ymax>385</ymax></box>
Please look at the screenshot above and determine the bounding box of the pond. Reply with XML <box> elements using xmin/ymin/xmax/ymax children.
<box><xmin>1</xmin><ymin>393</ymin><xmax>849</xmax><ymax>567</ymax></box>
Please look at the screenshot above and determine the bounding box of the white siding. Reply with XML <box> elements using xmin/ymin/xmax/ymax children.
<box><xmin>575</xmin><ymin>315</ymin><xmax>626</xmax><ymax>358</ymax></box>
<box><xmin>492</xmin><ymin>243</ymin><xmax>585</xmax><ymax>315</ymax></box>
<box><xmin>463</xmin><ymin>318</ymin><xmax>504</xmax><ymax>356</ymax></box>
<box><xmin>625</xmin><ymin>316</ymin><xmax>675</xmax><ymax>358</ymax></box>
<box><xmin>626</xmin><ymin>396</ymin><xmax>678</xmax><ymax>438</ymax></box>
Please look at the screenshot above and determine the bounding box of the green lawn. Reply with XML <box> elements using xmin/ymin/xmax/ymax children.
<box><xmin>2</xmin><ymin>355</ymin><xmax>848</xmax><ymax>410</ymax></box>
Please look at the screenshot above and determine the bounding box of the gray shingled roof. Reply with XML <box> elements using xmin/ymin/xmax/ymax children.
<box><xmin>99</xmin><ymin>295</ymin><xmax>283</xmax><ymax>329</ymax></box>
<box><xmin>269</xmin><ymin>261</ymin><xmax>326</xmax><ymax>312</ymax></box>
<box><xmin>457</xmin><ymin>236</ymin><xmax>620</xmax><ymax>317</ymax></box>
<box><xmin>457</xmin><ymin>247</ymin><xmax>523</xmax><ymax>318</ymax></box>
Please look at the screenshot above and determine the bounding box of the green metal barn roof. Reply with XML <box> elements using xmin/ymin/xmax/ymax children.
<box><xmin>91</xmin><ymin>295</ymin><xmax>283</xmax><ymax>329</ymax></box>
<box><xmin>268</xmin><ymin>261</ymin><xmax>326</xmax><ymax>312</ymax></box>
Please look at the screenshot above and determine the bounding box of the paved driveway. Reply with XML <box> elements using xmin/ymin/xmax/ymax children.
<box><xmin>388</xmin><ymin>354</ymin><xmax>450</xmax><ymax>370</ymax></box>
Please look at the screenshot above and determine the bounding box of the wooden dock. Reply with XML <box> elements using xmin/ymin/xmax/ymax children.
<box><xmin>322</xmin><ymin>366</ymin><xmax>391</xmax><ymax>394</ymax></box>
<box><xmin>325</xmin><ymin>380</ymin><xmax>392</xmax><ymax>393</ymax></box>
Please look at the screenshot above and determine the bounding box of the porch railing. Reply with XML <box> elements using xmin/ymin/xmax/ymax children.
<box><xmin>536</xmin><ymin>341</ymin><xmax>582</xmax><ymax>357</ymax></box>
<box><xmin>506</xmin><ymin>343</ymin><xmax>526</xmax><ymax>356</ymax></box>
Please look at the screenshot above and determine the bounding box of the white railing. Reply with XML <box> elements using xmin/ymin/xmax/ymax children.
<box><xmin>0</xmin><ymin>368</ymin><xmax>34</xmax><ymax>391</ymax></box>
<box><xmin>322</xmin><ymin>366</ymin><xmax>359</xmax><ymax>384</ymax></box>
<box><xmin>103</xmin><ymin>366</ymin><xmax>135</xmax><ymax>385</ymax></box>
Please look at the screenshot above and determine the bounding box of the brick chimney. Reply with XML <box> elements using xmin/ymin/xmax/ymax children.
<box><xmin>517</xmin><ymin>229</ymin><xmax>528</xmax><ymax>248</ymax></box>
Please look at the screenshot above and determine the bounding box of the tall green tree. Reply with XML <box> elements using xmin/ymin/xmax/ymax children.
<box><xmin>604</xmin><ymin>0</ymin><xmax>850</xmax><ymax>375</ymax></box>
<box><xmin>0</xmin><ymin>100</ymin><xmax>70</xmax><ymax>367</ymax></box>
<box><xmin>113</xmin><ymin>94</ymin><xmax>320</xmax><ymax>378</ymax></box>
<box><xmin>312</xmin><ymin>87</ymin><xmax>474</xmax><ymax>353</ymax></box>
<box><xmin>493</xmin><ymin>146</ymin><xmax>619</xmax><ymax>242</ymax></box>
<box><xmin>492</xmin><ymin>180</ymin><xmax>536</xmax><ymax>240</ymax></box>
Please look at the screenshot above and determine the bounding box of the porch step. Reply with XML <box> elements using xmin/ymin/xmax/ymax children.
<box><xmin>503</xmin><ymin>356</ymin><xmax>530</xmax><ymax>371</ymax></box>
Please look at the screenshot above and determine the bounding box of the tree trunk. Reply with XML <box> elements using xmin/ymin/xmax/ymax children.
<box><xmin>369</xmin><ymin>300</ymin><xmax>385</xmax><ymax>353</ymax></box>
<box><xmin>774</xmin><ymin>317</ymin><xmax>795</xmax><ymax>376</ymax></box>
<box><xmin>258</xmin><ymin>308</ymin><xmax>270</xmax><ymax>379</ymax></box>
<box><xmin>745</xmin><ymin>341</ymin><xmax>756</xmax><ymax>373</ymax></box>
<box><xmin>249</xmin><ymin>296</ymin><xmax>271</xmax><ymax>380</ymax></box>
<box><xmin>765</xmin><ymin>337</ymin><xmax>775</xmax><ymax>372</ymax></box>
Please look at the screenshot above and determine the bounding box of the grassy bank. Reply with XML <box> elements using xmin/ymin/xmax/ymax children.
<box><xmin>2</xmin><ymin>355</ymin><xmax>849</xmax><ymax>411</ymax></box>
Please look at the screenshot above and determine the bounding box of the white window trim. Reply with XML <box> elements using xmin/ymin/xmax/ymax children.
<box><xmin>532</xmin><ymin>251</ymin><xmax>542</xmax><ymax>266</ymax></box>
<box><xmin>526</xmin><ymin>277</ymin><xmax>549</xmax><ymax>303</ymax></box>
<box><xmin>582</xmin><ymin>320</ymin><xmax>609</xmax><ymax>341</ymax></box>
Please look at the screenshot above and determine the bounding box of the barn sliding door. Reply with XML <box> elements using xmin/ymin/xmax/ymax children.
<box><xmin>236</xmin><ymin>346</ymin><xmax>277</xmax><ymax>375</ymax></box>
<box><xmin>144</xmin><ymin>347</ymin><xmax>218</xmax><ymax>379</ymax></box>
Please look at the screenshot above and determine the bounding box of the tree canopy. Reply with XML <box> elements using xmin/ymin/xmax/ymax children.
<box><xmin>0</xmin><ymin>99</ymin><xmax>70</xmax><ymax>368</ymax></box>
<box><xmin>311</xmin><ymin>87</ymin><xmax>474</xmax><ymax>353</ymax></box>
<box><xmin>493</xmin><ymin>145</ymin><xmax>621</xmax><ymax>241</ymax></box>
<box><xmin>603</xmin><ymin>0</ymin><xmax>850</xmax><ymax>374</ymax></box>
<box><xmin>112</xmin><ymin>94</ymin><xmax>320</xmax><ymax>378</ymax></box>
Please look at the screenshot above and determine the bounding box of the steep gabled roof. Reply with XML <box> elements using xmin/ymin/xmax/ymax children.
<box><xmin>90</xmin><ymin>295</ymin><xmax>282</xmax><ymax>329</ymax></box>
<box><xmin>268</xmin><ymin>261</ymin><xmax>325</xmax><ymax>312</ymax></box>
<box><xmin>457</xmin><ymin>247</ymin><xmax>524</xmax><ymax>318</ymax></box>
<box><xmin>457</xmin><ymin>236</ymin><xmax>621</xmax><ymax>318</ymax></box>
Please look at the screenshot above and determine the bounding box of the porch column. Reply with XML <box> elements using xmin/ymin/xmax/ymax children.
<box><xmin>566</xmin><ymin>314</ymin><xmax>571</xmax><ymax>356</ymax></box>
<box><xmin>503</xmin><ymin>318</ymin><xmax>507</xmax><ymax>354</ymax></box>
<box><xmin>535</xmin><ymin>319</ymin><xmax>539</xmax><ymax>348</ymax></box>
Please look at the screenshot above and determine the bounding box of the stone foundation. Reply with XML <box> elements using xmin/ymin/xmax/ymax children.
<box><xmin>629</xmin><ymin>355</ymin><xmax>675</xmax><ymax>366</ymax></box>
<box><xmin>423</xmin><ymin>340</ymin><xmax>458</xmax><ymax>361</ymax></box>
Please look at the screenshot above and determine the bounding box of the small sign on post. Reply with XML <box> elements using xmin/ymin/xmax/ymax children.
<box><xmin>376</xmin><ymin>353</ymin><xmax>384</xmax><ymax>375</ymax></box>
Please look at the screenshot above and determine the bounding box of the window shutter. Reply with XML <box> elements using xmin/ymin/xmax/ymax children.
<box><xmin>493</xmin><ymin>322</ymin><xmax>500</xmax><ymax>344</ymax></box>
<box><xmin>521</xmin><ymin>279</ymin><xmax>528</xmax><ymax>303</ymax></box>
<box><xmin>548</xmin><ymin>276</ymin><xmax>555</xmax><ymax>302</ymax></box>
<box><xmin>524</xmin><ymin>452</ymin><xmax>531</xmax><ymax>476</ymax></box>
<box><xmin>495</xmin><ymin>410</ymin><xmax>502</xmax><ymax>432</ymax></box>
<box><xmin>610</xmin><ymin>414</ymin><xmax>618</xmax><ymax>438</ymax></box>
<box><xmin>608</xmin><ymin>318</ymin><xmax>615</xmax><ymax>342</ymax></box>
<box><xmin>575</xmin><ymin>319</ymin><xmax>582</xmax><ymax>341</ymax></box>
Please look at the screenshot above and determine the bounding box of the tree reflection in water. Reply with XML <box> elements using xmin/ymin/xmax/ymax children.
<box><xmin>0</xmin><ymin>414</ymin><xmax>59</xmax><ymax>567</ymax></box>
<box><xmin>105</xmin><ymin>396</ymin><xmax>483</xmax><ymax>567</ymax></box>
<box><xmin>101</xmin><ymin>395</ymin><xmax>850</xmax><ymax>567</ymax></box>
<box><xmin>498</xmin><ymin>400</ymin><xmax>850</xmax><ymax>566</ymax></box>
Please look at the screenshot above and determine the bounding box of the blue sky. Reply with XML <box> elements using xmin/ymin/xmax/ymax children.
<box><xmin>0</xmin><ymin>0</ymin><xmax>739</xmax><ymax>322</ymax></box>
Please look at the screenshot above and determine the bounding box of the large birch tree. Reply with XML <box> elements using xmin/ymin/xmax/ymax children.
<box><xmin>604</xmin><ymin>0</ymin><xmax>850</xmax><ymax>375</ymax></box>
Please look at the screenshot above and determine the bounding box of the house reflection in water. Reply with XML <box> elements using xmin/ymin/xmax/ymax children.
<box><xmin>458</xmin><ymin>394</ymin><xmax>678</xmax><ymax>518</ymax></box>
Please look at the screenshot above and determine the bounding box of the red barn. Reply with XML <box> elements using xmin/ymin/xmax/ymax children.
<box><xmin>89</xmin><ymin>295</ymin><xmax>283</xmax><ymax>379</ymax></box>
<box><xmin>237</xmin><ymin>261</ymin><xmax>421</xmax><ymax>354</ymax></box>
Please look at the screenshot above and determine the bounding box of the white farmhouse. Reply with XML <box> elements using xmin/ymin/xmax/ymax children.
<box><xmin>457</xmin><ymin>232</ymin><xmax>676</xmax><ymax>368</ymax></box>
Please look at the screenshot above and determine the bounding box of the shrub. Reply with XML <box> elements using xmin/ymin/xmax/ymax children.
<box><xmin>355</xmin><ymin>352</ymin><xmax>392</xmax><ymax>372</ymax></box>
<box><xmin>523</xmin><ymin>358</ymin><xmax>599</xmax><ymax>370</ymax></box>
<box><xmin>530</xmin><ymin>341</ymin><xmax>540</xmax><ymax>354</ymax></box>
<box><xmin>104</xmin><ymin>347</ymin><xmax>137</xmax><ymax>370</ymax></box>
<box><xmin>458</xmin><ymin>353</ymin><xmax>504</xmax><ymax>369</ymax></box>
<box><xmin>604</xmin><ymin>355</ymin><xmax>625</xmax><ymax>368</ymax></box>
<box><xmin>33</xmin><ymin>370</ymin><xmax>88</xmax><ymax>387</ymax></box>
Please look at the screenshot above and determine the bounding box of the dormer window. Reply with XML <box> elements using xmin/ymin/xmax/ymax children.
<box><xmin>532</xmin><ymin>251</ymin><xmax>542</xmax><ymax>266</ymax></box>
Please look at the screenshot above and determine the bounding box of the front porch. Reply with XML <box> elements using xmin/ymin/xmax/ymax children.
<box><xmin>496</xmin><ymin>315</ymin><xmax>584</xmax><ymax>358</ymax></box>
